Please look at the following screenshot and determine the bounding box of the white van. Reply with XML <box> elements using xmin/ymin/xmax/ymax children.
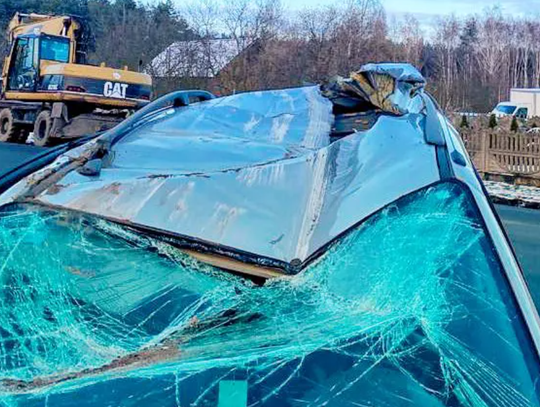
<box><xmin>492</xmin><ymin>88</ymin><xmax>540</xmax><ymax>119</ymax></box>
<box><xmin>491</xmin><ymin>102</ymin><xmax>530</xmax><ymax>119</ymax></box>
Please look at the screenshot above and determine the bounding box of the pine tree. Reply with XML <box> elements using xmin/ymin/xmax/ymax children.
<box><xmin>511</xmin><ymin>116</ymin><xmax>519</xmax><ymax>132</ymax></box>
<box><xmin>489</xmin><ymin>114</ymin><xmax>497</xmax><ymax>129</ymax></box>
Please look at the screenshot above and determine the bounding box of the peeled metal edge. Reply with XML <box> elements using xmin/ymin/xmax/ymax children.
<box><xmin>183</xmin><ymin>250</ymin><xmax>284</xmax><ymax>279</ymax></box>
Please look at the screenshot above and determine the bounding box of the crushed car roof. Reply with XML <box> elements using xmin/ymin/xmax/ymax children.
<box><xmin>1</xmin><ymin>64</ymin><xmax>440</xmax><ymax>271</ymax></box>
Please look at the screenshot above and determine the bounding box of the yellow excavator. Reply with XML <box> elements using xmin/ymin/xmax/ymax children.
<box><xmin>0</xmin><ymin>13</ymin><xmax>152</xmax><ymax>146</ymax></box>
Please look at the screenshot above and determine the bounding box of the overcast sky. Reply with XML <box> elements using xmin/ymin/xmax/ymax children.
<box><xmin>278</xmin><ymin>0</ymin><xmax>540</xmax><ymax>38</ymax></box>
<box><xmin>284</xmin><ymin>0</ymin><xmax>540</xmax><ymax>17</ymax></box>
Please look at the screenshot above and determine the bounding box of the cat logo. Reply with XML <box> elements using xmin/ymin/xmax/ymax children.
<box><xmin>103</xmin><ymin>82</ymin><xmax>128</xmax><ymax>99</ymax></box>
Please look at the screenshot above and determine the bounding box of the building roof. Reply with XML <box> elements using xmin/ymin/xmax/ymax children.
<box><xmin>148</xmin><ymin>38</ymin><xmax>250</xmax><ymax>78</ymax></box>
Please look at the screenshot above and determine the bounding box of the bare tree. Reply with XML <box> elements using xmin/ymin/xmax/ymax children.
<box><xmin>392</xmin><ymin>14</ymin><xmax>423</xmax><ymax>67</ymax></box>
<box><xmin>140</xmin><ymin>0</ymin><xmax>540</xmax><ymax>111</ymax></box>
<box><xmin>433</xmin><ymin>15</ymin><xmax>461</xmax><ymax>108</ymax></box>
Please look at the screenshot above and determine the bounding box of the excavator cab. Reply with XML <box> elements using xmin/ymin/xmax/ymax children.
<box><xmin>7</xmin><ymin>33</ymin><xmax>71</xmax><ymax>93</ymax></box>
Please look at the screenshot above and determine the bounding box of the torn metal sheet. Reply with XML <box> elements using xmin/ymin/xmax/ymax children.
<box><xmin>322</xmin><ymin>63</ymin><xmax>426</xmax><ymax>115</ymax></box>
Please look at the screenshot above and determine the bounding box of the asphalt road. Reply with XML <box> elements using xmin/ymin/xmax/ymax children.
<box><xmin>496</xmin><ymin>204</ymin><xmax>540</xmax><ymax>303</ymax></box>
<box><xmin>0</xmin><ymin>142</ymin><xmax>539</xmax><ymax>301</ymax></box>
<box><xmin>0</xmin><ymin>142</ymin><xmax>47</xmax><ymax>174</ymax></box>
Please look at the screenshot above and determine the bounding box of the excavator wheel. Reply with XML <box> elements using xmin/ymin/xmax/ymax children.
<box><xmin>33</xmin><ymin>110</ymin><xmax>53</xmax><ymax>147</ymax></box>
<box><xmin>0</xmin><ymin>108</ymin><xmax>22</xmax><ymax>142</ymax></box>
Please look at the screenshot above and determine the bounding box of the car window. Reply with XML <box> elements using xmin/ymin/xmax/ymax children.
<box><xmin>516</xmin><ymin>107</ymin><xmax>528</xmax><ymax>119</ymax></box>
<box><xmin>188</xmin><ymin>94</ymin><xmax>206</xmax><ymax>104</ymax></box>
<box><xmin>0</xmin><ymin>182</ymin><xmax>539</xmax><ymax>406</ymax></box>
<box><xmin>496</xmin><ymin>105</ymin><xmax>517</xmax><ymax>114</ymax></box>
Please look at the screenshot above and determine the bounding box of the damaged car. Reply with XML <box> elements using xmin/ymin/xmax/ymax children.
<box><xmin>0</xmin><ymin>63</ymin><xmax>539</xmax><ymax>407</ymax></box>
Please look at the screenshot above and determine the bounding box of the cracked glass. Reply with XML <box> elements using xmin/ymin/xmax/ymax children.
<box><xmin>0</xmin><ymin>182</ymin><xmax>539</xmax><ymax>406</ymax></box>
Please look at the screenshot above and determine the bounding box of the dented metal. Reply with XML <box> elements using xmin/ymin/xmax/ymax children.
<box><xmin>0</xmin><ymin>67</ymin><xmax>438</xmax><ymax>270</ymax></box>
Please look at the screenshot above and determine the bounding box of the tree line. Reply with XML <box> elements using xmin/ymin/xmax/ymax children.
<box><xmin>0</xmin><ymin>0</ymin><xmax>535</xmax><ymax>112</ymax></box>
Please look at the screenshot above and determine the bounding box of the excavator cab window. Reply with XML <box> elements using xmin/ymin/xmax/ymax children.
<box><xmin>40</xmin><ymin>36</ymin><xmax>70</xmax><ymax>63</ymax></box>
<box><xmin>7</xmin><ymin>36</ymin><xmax>38</xmax><ymax>92</ymax></box>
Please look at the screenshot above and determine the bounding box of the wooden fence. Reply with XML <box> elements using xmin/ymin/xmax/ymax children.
<box><xmin>461</xmin><ymin>130</ymin><xmax>540</xmax><ymax>183</ymax></box>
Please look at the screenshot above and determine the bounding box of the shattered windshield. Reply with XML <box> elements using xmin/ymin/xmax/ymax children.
<box><xmin>0</xmin><ymin>182</ymin><xmax>539</xmax><ymax>406</ymax></box>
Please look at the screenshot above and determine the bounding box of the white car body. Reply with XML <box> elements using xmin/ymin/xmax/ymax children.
<box><xmin>1</xmin><ymin>64</ymin><xmax>540</xmax><ymax>406</ymax></box>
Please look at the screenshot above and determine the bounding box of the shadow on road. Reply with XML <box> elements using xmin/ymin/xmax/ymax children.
<box><xmin>0</xmin><ymin>142</ymin><xmax>49</xmax><ymax>174</ymax></box>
